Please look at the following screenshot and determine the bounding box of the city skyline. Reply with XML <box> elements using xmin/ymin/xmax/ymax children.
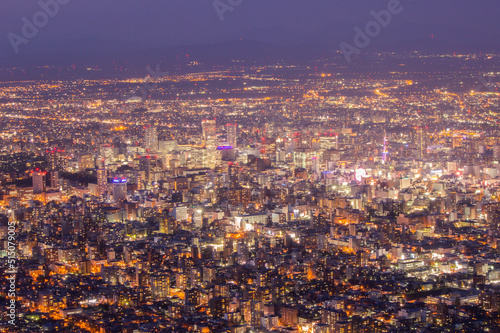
<box><xmin>1</xmin><ymin>2</ymin><xmax>500</xmax><ymax>333</ymax></box>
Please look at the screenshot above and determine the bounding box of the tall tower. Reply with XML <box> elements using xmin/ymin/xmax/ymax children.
<box><xmin>32</xmin><ymin>169</ymin><xmax>46</xmax><ymax>194</ymax></box>
<box><xmin>48</xmin><ymin>148</ymin><xmax>64</xmax><ymax>170</ymax></box>
<box><xmin>140</xmin><ymin>156</ymin><xmax>152</xmax><ymax>184</ymax></box>
<box><xmin>145</xmin><ymin>126</ymin><xmax>158</xmax><ymax>152</ymax></box>
<box><xmin>139</xmin><ymin>156</ymin><xmax>162</xmax><ymax>184</ymax></box>
<box><xmin>228</xmin><ymin>163</ymin><xmax>239</xmax><ymax>189</ymax></box>
<box><xmin>226</xmin><ymin>123</ymin><xmax>237</xmax><ymax>148</ymax></box>
<box><xmin>382</xmin><ymin>130</ymin><xmax>388</xmax><ymax>163</ymax></box>
<box><xmin>100</xmin><ymin>145</ymin><xmax>115</xmax><ymax>165</ymax></box>
<box><xmin>415</xmin><ymin>127</ymin><xmax>424</xmax><ymax>159</ymax></box>
<box><xmin>50</xmin><ymin>170</ymin><xmax>59</xmax><ymax>189</ymax></box>
<box><xmin>112</xmin><ymin>178</ymin><xmax>128</xmax><ymax>203</ymax></box>
<box><xmin>97</xmin><ymin>167</ymin><xmax>107</xmax><ymax>199</ymax></box>
<box><xmin>202</xmin><ymin>119</ymin><xmax>217</xmax><ymax>149</ymax></box>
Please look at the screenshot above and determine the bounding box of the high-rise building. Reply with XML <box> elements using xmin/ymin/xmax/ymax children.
<box><xmin>318</xmin><ymin>134</ymin><xmax>338</xmax><ymax>150</ymax></box>
<box><xmin>202</xmin><ymin>119</ymin><xmax>217</xmax><ymax>148</ymax></box>
<box><xmin>150</xmin><ymin>274</ymin><xmax>170</xmax><ymax>300</ymax></box>
<box><xmin>47</xmin><ymin>148</ymin><xmax>66</xmax><ymax>170</ymax></box>
<box><xmin>97</xmin><ymin>168</ymin><xmax>107</xmax><ymax>199</ymax></box>
<box><xmin>226</xmin><ymin>123</ymin><xmax>237</xmax><ymax>148</ymax></box>
<box><xmin>32</xmin><ymin>170</ymin><xmax>46</xmax><ymax>194</ymax></box>
<box><xmin>100</xmin><ymin>145</ymin><xmax>115</xmax><ymax>165</ymax></box>
<box><xmin>159</xmin><ymin>140</ymin><xmax>178</xmax><ymax>154</ymax></box>
<box><xmin>415</xmin><ymin>127</ymin><xmax>424</xmax><ymax>159</ymax></box>
<box><xmin>50</xmin><ymin>170</ymin><xmax>59</xmax><ymax>189</ymax></box>
<box><xmin>112</xmin><ymin>178</ymin><xmax>127</xmax><ymax>203</ymax></box>
<box><xmin>228</xmin><ymin>163</ymin><xmax>239</xmax><ymax>189</ymax></box>
<box><xmin>78</xmin><ymin>154</ymin><xmax>94</xmax><ymax>170</ymax></box>
<box><xmin>145</xmin><ymin>126</ymin><xmax>158</xmax><ymax>152</ymax></box>
<box><xmin>139</xmin><ymin>156</ymin><xmax>162</xmax><ymax>184</ymax></box>
<box><xmin>382</xmin><ymin>130</ymin><xmax>388</xmax><ymax>163</ymax></box>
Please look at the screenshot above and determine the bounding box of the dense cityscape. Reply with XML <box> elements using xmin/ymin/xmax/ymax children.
<box><xmin>0</xmin><ymin>49</ymin><xmax>500</xmax><ymax>332</ymax></box>
<box><xmin>3</xmin><ymin>0</ymin><xmax>500</xmax><ymax>331</ymax></box>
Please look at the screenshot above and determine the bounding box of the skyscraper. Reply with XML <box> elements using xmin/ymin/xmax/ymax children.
<box><xmin>100</xmin><ymin>145</ymin><xmax>115</xmax><ymax>165</ymax></box>
<box><xmin>226</xmin><ymin>123</ymin><xmax>237</xmax><ymax>148</ymax></box>
<box><xmin>50</xmin><ymin>170</ymin><xmax>59</xmax><ymax>189</ymax></box>
<box><xmin>382</xmin><ymin>130</ymin><xmax>388</xmax><ymax>163</ymax></box>
<box><xmin>97</xmin><ymin>167</ymin><xmax>107</xmax><ymax>199</ymax></box>
<box><xmin>145</xmin><ymin>126</ymin><xmax>158</xmax><ymax>152</ymax></box>
<box><xmin>202</xmin><ymin>119</ymin><xmax>217</xmax><ymax>148</ymax></box>
<box><xmin>32</xmin><ymin>169</ymin><xmax>46</xmax><ymax>194</ymax></box>
<box><xmin>139</xmin><ymin>155</ymin><xmax>163</xmax><ymax>184</ymax></box>
<box><xmin>112</xmin><ymin>178</ymin><xmax>128</xmax><ymax>203</ymax></box>
<box><xmin>150</xmin><ymin>274</ymin><xmax>170</xmax><ymax>300</ymax></box>
<box><xmin>47</xmin><ymin>148</ymin><xmax>66</xmax><ymax>171</ymax></box>
<box><xmin>415</xmin><ymin>127</ymin><xmax>424</xmax><ymax>159</ymax></box>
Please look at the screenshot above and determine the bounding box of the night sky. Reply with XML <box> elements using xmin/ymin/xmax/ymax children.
<box><xmin>0</xmin><ymin>0</ymin><xmax>499</xmax><ymax>60</ymax></box>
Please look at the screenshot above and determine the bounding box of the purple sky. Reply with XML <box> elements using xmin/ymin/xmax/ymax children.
<box><xmin>0</xmin><ymin>0</ymin><xmax>499</xmax><ymax>56</ymax></box>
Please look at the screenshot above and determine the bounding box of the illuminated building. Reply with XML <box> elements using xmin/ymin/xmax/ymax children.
<box><xmin>47</xmin><ymin>148</ymin><xmax>66</xmax><ymax>170</ymax></box>
<box><xmin>50</xmin><ymin>170</ymin><xmax>59</xmax><ymax>189</ymax></box>
<box><xmin>78</xmin><ymin>154</ymin><xmax>94</xmax><ymax>170</ymax></box>
<box><xmin>159</xmin><ymin>139</ymin><xmax>178</xmax><ymax>154</ymax></box>
<box><xmin>202</xmin><ymin>119</ymin><xmax>217</xmax><ymax>148</ymax></box>
<box><xmin>100</xmin><ymin>144</ymin><xmax>115</xmax><ymax>165</ymax></box>
<box><xmin>150</xmin><ymin>274</ymin><xmax>170</xmax><ymax>300</ymax></box>
<box><xmin>139</xmin><ymin>155</ymin><xmax>163</xmax><ymax>184</ymax></box>
<box><xmin>112</xmin><ymin>178</ymin><xmax>127</xmax><ymax>203</ymax></box>
<box><xmin>218</xmin><ymin>144</ymin><xmax>235</xmax><ymax>161</ymax></box>
<box><xmin>415</xmin><ymin>127</ymin><xmax>424</xmax><ymax>159</ymax></box>
<box><xmin>145</xmin><ymin>126</ymin><xmax>158</xmax><ymax>151</ymax></box>
<box><xmin>382</xmin><ymin>130</ymin><xmax>388</xmax><ymax>163</ymax></box>
<box><xmin>97</xmin><ymin>167</ymin><xmax>107</xmax><ymax>199</ymax></box>
<box><xmin>226</xmin><ymin>123</ymin><xmax>237</xmax><ymax>148</ymax></box>
<box><xmin>32</xmin><ymin>169</ymin><xmax>46</xmax><ymax>194</ymax></box>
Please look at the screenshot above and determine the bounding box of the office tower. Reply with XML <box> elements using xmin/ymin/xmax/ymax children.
<box><xmin>100</xmin><ymin>144</ymin><xmax>115</xmax><ymax>165</ymax></box>
<box><xmin>50</xmin><ymin>170</ymin><xmax>59</xmax><ymax>189</ymax></box>
<box><xmin>202</xmin><ymin>119</ymin><xmax>217</xmax><ymax>148</ymax></box>
<box><xmin>218</xmin><ymin>145</ymin><xmax>235</xmax><ymax>161</ymax></box>
<box><xmin>447</xmin><ymin>162</ymin><xmax>457</xmax><ymax>173</ymax></box>
<box><xmin>318</xmin><ymin>134</ymin><xmax>338</xmax><ymax>150</ymax></box>
<box><xmin>159</xmin><ymin>217</ymin><xmax>174</xmax><ymax>234</ymax></box>
<box><xmin>415</xmin><ymin>127</ymin><xmax>424</xmax><ymax>159</ymax></box>
<box><xmin>174</xmin><ymin>206</ymin><xmax>188</xmax><ymax>221</ymax></box>
<box><xmin>32</xmin><ymin>169</ymin><xmax>46</xmax><ymax>194</ymax></box>
<box><xmin>203</xmin><ymin>148</ymin><xmax>218</xmax><ymax>169</ymax></box>
<box><xmin>382</xmin><ymin>130</ymin><xmax>388</xmax><ymax>163</ymax></box>
<box><xmin>493</xmin><ymin>145</ymin><xmax>500</xmax><ymax>161</ymax></box>
<box><xmin>47</xmin><ymin>148</ymin><xmax>66</xmax><ymax>170</ymax></box>
<box><xmin>293</xmin><ymin>148</ymin><xmax>316</xmax><ymax>170</ymax></box>
<box><xmin>112</xmin><ymin>178</ymin><xmax>127</xmax><ymax>203</ymax></box>
<box><xmin>139</xmin><ymin>156</ymin><xmax>152</xmax><ymax>185</ymax></box>
<box><xmin>228</xmin><ymin>163</ymin><xmax>239</xmax><ymax>189</ymax></box>
<box><xmin>150</xmin><ymin>274</ymin><xmax>170</xmax><ymax>300</ymax></box>
<box><xmin>226</xmin><ymin>123</ymin><xmax>237</xmax><ymax>148</ymax></box>
<box><xmin>139</xmin><ymin>155</ymin><xmax>163</xmax><ymax>185</ymax></box>
<box><xmin>159</xmin><ymin>140</ymin><xmax>178</xmax><ymax>154</ymax></box>
<box><xmin>97</xmin><ymin>167</ymin><xmax>107</xmax><ymax>199</ymax></box>
<box><xmin>78</xmin><ymin>154</ymin><xmax>94</xmax><ymax>170</ymax></box>
<box><xmin>139</xmin><ymin>156</ymin><xmax>153</xmax><ymax>184</ymax></box>
<box><xmin>145</xmin><ymin>126</ymin><xmax>158</xmax><ymax>152</ymax></box>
